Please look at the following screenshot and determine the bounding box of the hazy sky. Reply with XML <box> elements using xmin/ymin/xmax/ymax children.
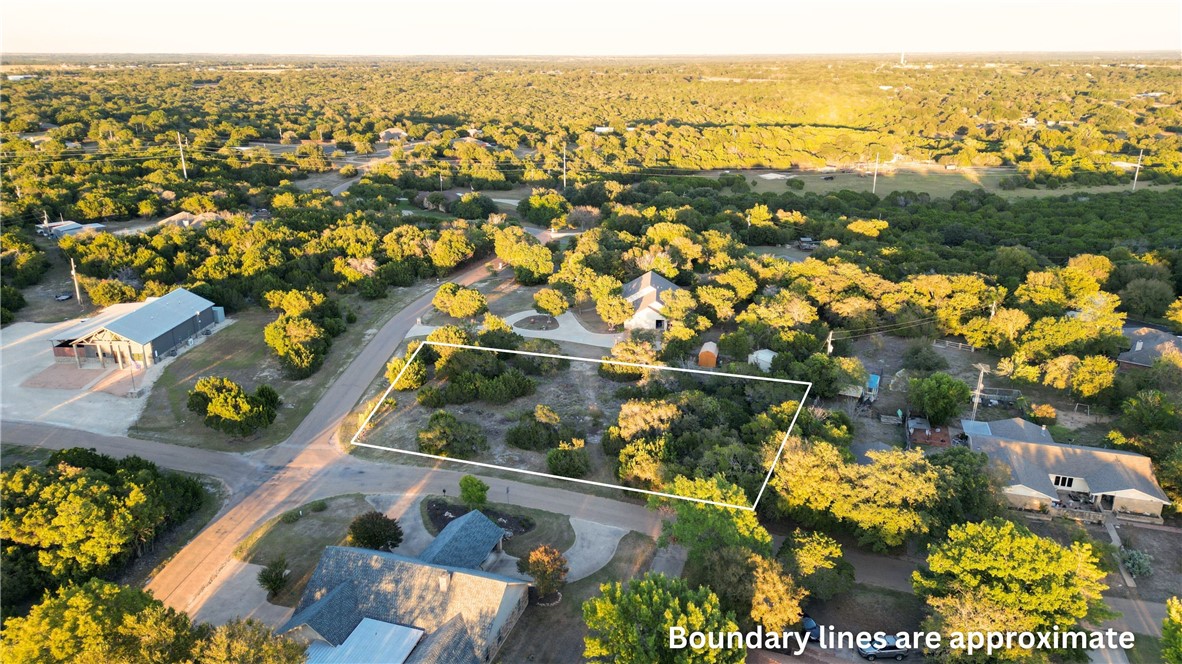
<box><xmin>3</xmin><ymin>0</ymin><xmax>1180</xmax><ymax>56</ymax></box>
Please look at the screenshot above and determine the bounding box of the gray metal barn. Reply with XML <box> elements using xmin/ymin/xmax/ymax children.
<box><xmin>50</xmin><ymin>288</ymin><xmax>218</xmax><ymax>368</ymax></box>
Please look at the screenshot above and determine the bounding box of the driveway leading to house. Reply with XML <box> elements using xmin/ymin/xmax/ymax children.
<box><xmin>566</xmin><ymin>518</ymin><xmax>629</xmax><ymax>581</ymax></box>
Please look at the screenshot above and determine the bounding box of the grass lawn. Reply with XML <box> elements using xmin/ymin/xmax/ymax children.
<box><xmin>129</xmin><ymin>280</ymin><xmax>436</xmax><ymax>451</ymax></box>
<box><xmin>0</xmin><ymin>443</ymin><xmax>56</xmax><ymax>468</ymax></box>
<box><xmin>233</xmin><ymin>494</ymin><xmax>373</xmax><ymax>607</ymax></box>
<box><xmin>495</xmin><ymin>531</ymin><xmax>657</xmax><ymax>663</ymax></box>
<box><xmin>1126</xmin><ymin>634</ymin><xmax>1163</xmax><ymax>664</ymax></box>
<box><xmin>807</xmin><ymin>584</ymin><xmax>925</xmax><ymax>636</ymax></box>
<box><xmin>419</xmin><ymin>495</ymin><xmax>576</xmax><ymax>558</ymax></box>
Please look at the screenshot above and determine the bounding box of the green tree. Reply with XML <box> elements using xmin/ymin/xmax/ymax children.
<box><xmin>534</xmin><ymin>288</ymin><xmax>570</xmax><ymax>316</ymax></box>
<box><xmin>385</xmin><ymin>355</ymin><xmax>427</xmax><ymax>390</ymax></box>
<box><xmin>1070</xmin><ymin>355</ymin><xmax>1116</xmax><ymax>400</ymax></box>
<box><xmin>459</xmin><ymin>475</ymin><xmax>489</xmax><ymax>510</ymax></box>
<box><xmin>778</xmin><ymin>529</ymin><xmax>855</xmax><ymax>601</ymax></box>
<box><xmin>0</xmin><ymin>579</ymin><xmax>201</xmax><ymax>664</ymax></box>
<box><xmin>655</xmin><ymin>476</ymin><xmax>772</xmax><ymax>563</ymax></box>
<box><xmin>517</xmin><ymin>189</ymin><xmax>571</xmax><ymax>227</ymax></box>
<box><xmin>595</xmin><ymin>295</ymin><xmax>633</xmax><ymax>330</ymax></box>
<box><xmin>908</xmin><ymin>372</ymin><xmax>972</xmax><ymax>425</ymax></box>
<box><xmin>186</xmin><ymin>376</ymin><xmax>278</xmax><ymax>437</ymax></box>
<box><xmin>1163</xmin><ymin>596</ymin><xmax>1182</xmax><ymax>664</ymax></box>
<box><xmin>348</xmin><ymin>511</ymin><xmax>404</xmax><ymax>551</ymax></box>
<box><xmin>193</xmin><ymin>619</ymin><xmax>306</xmax><ymax>664</ymax></box>
<box><xmin>429</xmin><ymin>229</ymin><xmax>475</xmax><ymax>274</ymax></box>
<box><xmin>516</xmin><ymin>545</ymin><xmax>569</xmax><ymax>598</ymax></box>
<box><xmin>547</xmin><ymin>439</ymin><xmax>591</xmax><ymax>478</ymax></box>
<box><xmin>913</xmin><ymin>518</ymin><xmax>1110</xmax><ymax>660</ymax></box>
<box><xmin>1119</xmin><ymin>278</ymin><xmax>1175</xmax><ymax>318</ymax></box>
<box><xmin>583</xmin><ymin>572</ymin><xmax>743</xmax><ymax>664</ymax></box>
<box><xmin>432</xmin><ymin>282</ymin><xmax>488</xmax><ymax>318</ymax></box>
<box><xmin>926</xmin><ymin>447</ymin><xmax>1004</xmax><ymax>538</ymax></box>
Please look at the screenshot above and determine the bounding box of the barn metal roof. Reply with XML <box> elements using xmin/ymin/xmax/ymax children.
<box><xmin>57</xmin><ymin>288</ymin><xmax>214</xmax><ymax>345</ymax></box>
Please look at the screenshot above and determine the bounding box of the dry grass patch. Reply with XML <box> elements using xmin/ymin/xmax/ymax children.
<box><xmin>234</xmin><ymin>494</ymin><xmax>373</xmax><ymax>607</ymax></box>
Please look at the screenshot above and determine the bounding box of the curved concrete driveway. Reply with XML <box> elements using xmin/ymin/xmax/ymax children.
<box><xmin>566</xmin><ymin>518</ymin><xmax>629</xmax><ymax>581</ymax></box>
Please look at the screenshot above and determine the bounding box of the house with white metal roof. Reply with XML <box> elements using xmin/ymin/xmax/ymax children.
<box><xmin>962</xmin><ymin>417</ymin><xmax>1170</xmax><ymax>521</ymax></box>
<box><xmin>620</xmin><ymin>271</ymin><xmax>682</xmax><ymax>331</ymax></box>
<box><xmin>49</xmin><ymin>288</ymin><xmax>218</xmax><ymax>368</ymax></box>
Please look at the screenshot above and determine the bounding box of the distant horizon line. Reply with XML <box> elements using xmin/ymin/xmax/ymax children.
<box><xmin>3</xmin><ymin>50</ymin><xmax>1178</xmax><ymax>60</ymax></box>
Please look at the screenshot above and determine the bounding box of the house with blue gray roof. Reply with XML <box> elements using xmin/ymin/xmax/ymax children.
<box><xmin>419</xmin><ymin>510</ymin><xmax>507</xmax><ymax>571</ymax></box>
<box><xmin>280</xmin><ymin>546</ymin><xmax>528</xmax><ymax>664</ymax></box>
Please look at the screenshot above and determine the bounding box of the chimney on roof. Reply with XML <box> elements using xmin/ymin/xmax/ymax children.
<box><xmin>438</xmin><ymin>572</ymin><xmax>451</xmax><ymax>593</ymax></box>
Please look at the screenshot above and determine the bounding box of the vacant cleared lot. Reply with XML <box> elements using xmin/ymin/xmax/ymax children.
<box><xmin>362</xmin><ymin>358</ymin><xmax>626</xmax><ymax>484</ymax></box>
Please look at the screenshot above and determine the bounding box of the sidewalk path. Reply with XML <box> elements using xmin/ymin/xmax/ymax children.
<box><xmin>404</xmin><ymin>309</ymin><xmax>623</xmax><ymax>349</ymax></box>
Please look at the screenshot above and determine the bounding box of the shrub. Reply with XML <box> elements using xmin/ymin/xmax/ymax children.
<box><xmin>1026</xmin><ymin>402</ymin><xmax>1057</xmax><ymax>425</ymax></box>
<box><xmin>902</xmin><ymin>343</ymin><xmax>949</xmax><ymax>372</ymax></box>
<box><xmin>280</xmin><ymin>511</ymin><xmax>301</xmax><ymax>524</ymax></box>
<box><xmin>307</xmin><ymin>500</ymin><xmax>328</xmax><ymax>512</ymax></box>
<box><xmin>512</xmin><ymin>338</ymin><xmax>569</xmax><ymax>375</ymax></box>
<box><xmin>1</xmin><ymin>284</ymin><xmax>27</xmax><ymax>312</ymax></box>
<box><xmin>417</xmin><ymin>411</ymin><xmax>487</xmax><ymax>459</ymax></box>
<box><xmin>517</xmin><ymin>545</ymin><xmax>569</xmax><ymax>598</ymax></box>
<box><xmin>257</xmin><ymin>556</ymin><xmax>287</xmax><ymax>596</ymax></box>
<box><xmin>1121</xmin><ymin>548</ymin><xmax>1153</xmax><ymax>577</ymax></box>
<box><xmin>349</xmin><ymin>511</ymin><xmax>404</xmax><ymax>551</ymax></box>
<box><xmin>547</xmin><ymin>439</ymin><xmax>590</xmax><ymax>478</ymax></box>
<box><xmin>477</xmin><ymin>368</ymin><xmax>536</xmax><ymax>404</ymax></box>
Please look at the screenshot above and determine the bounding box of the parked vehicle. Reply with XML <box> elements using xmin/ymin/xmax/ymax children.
<box><xmin>801</xmin><ymin>614</ymin><xmax>820</xmax><ymax>642</ymax></box>
<box><xmin>857</xmin><ymin>635</ymin><xmax>908</xmax><ymax>661</ymax></box>
<box><xmin>54</xmin><ymin>292</ymin><xmax>73</xmax><ymax>301</ymax></box>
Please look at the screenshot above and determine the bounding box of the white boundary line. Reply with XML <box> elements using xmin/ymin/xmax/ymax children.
<box><xmin>349</xmin><ymin>340</ymin><xmax>811</xmax><ymax>511</ymax></box>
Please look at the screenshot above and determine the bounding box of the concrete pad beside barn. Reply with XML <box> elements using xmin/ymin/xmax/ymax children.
<box><xmin>1</xmin><ymin>316</ymin><xmax>233</xmax><ymax>436</ymax></box>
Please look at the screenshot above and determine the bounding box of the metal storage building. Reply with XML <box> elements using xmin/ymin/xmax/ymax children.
<box><xmin>50</xmin><ymin>288</ymin><xmax>217</xmax><ymax>368</ymax></box>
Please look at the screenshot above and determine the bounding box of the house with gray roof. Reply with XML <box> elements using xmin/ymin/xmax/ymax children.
<box><xmin>48</xmin><ymin>288</ymin><xmax>218</xmax><ymax>368</ymax></box>
<box><xmin>419</xmin><ymin>510</ymin><xmax>507</xmax><ymax>570</ymax></box>
<box><xmin>963</xmin><ymin>417</ymin><xmax>1170</xmax><ymax>520</ymax></box>
<box><xmin>620</xmin><ymin>270</ymin><xmax>682</xmax><ymax>331</ymax></box>
<box><xmin>280</xmin><ymin>546</ymin><xmax>528</xmax><ymax>664</ymax></box>
<box><xmin>1117</xmin><ymin>326</ymin><xmax>1182</xmax><ymax>369</ymax></box>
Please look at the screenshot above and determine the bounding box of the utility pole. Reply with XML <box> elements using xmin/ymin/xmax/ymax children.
<box><xmin>970</xmin><ymin>363</ymin><xmax>990</xmax><ymax>421</ymax></box>
<box><xmin>562</xmin><ymin>143</ymin><xmax>567</xmax><ymax>190</ymax></box>
<box><xmin>439</xmin><ymin>172</ymin><xmax>443</xmax><ymax>192</ymax></box>
<box><xmin>69</xmin><ymin>257</ymin><xmax>83</xmax><ymax>308</ymax></box>
<box><xmin>826</xmin><ymin>330</ymin><xmax>834</xmax><ymax>355</ymax></box>
<box><xmin>871</xmin><ymin>154</ymin><xmax>880</xmax><ymax>194</ymax></box>
<box><xmin>177</xmin><ymin>131</ymin><xmax>188</xmax><ymax>180</ymax></box>
<box><xmin>1131</xmin><ymin>148</ymin><xmax>1143</xmax><ymax>191</ymax></box>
